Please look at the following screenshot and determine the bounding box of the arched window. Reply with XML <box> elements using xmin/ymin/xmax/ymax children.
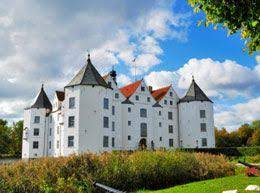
<box><xmin>140</xmin><ymin>123</ymin><xmax>147</xmax><ymax>137</ymax></box>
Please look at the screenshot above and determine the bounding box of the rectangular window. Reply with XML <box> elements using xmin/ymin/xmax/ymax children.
<box><xmin>33</xmin><ymin>128</ymin><xmax>39</xmax><ymax>136</ymax></box>
<box><xmin>112</xmin><ymin>137</ymin><xmax>115</xmax><ymax>147</ymax></box>
<box><xmin>170</xmin><ymin>101</ymin><xmax>173</xmax><ymax>105</ymax></box>
<box><xmin>103</xmin><ymin>98</ymin><xmax>109</xmax><ymax>109</ymax></box>
<box><xmin>140</xmin><ymin>123</ymin><xmax>147</xmax><ymax>137</ymax></box>
<box><xmin>160</xmin><ymin>137</ymin><xmax>162</xmax><ymax>141</ymax></box>
<box><xmin>49</xmin><ymin>128</ymin><xmax>52</xmax><ymax>136</ymax></box>
<box><xmin>202</xmin><ymin>138</ymin><xmax>207</xmax><ymax>147</ymax></box>
<box><xmin>115</xmin><ymin>93</ymin><xmax>119</xmax><ymax>99</ymax></box>
<box><xmin>168</xmin><ymin>112</ymin><xmax>173</xmax><ymax>120</ymax></box>
<box><xmin>128</xmin><ymin>121</ymin><xmax>131</xmax><ymax>126</ymax></box>
<box><xmin>201</xmin><ymin>123</ymin><xmax>207</xmax><ymax>132</ymax></box>
<box><xmin>169</xmin><ymin>125</ymin><xmax>173</xmax><ymax>133</ymax></box>
<box><xmin>103</xmin><ymin>117</ymin><xmax>109</xmax><ymax>128</ymax></box>
<box><xmin>135</xmin><ymin>95</ymin><xmax>139</xmax><ymax>101</ymax></box>
<box><xmin>103</xmin><ymin>136</ymin><xmax>109</xmax><ymax>147</ymax></box>
<box><xmin>147</xmin><ymin>97</ymin><xmax>150</xmax><ymax>102</ymax></box>
<box><xmin>68</xmin><ymin>136</ymin><xmax>74</xmax><ymax>147</ymax></box>
<box><xmin>112</xmin><ymin>106</ymin><xmax>115</xmax><ymax>115</ymax></box>
<box><xmin>57</xmin><ymin>140</ymin><xmax>59</xmax><ymax>149</ymax></box>
<box><xmin>141</xmin><ymin>86</ymin><xmax>145</xmax><ymax>91</ymax></box>
<box><xmin>107</xmin><ymin>81</ymin><xmax>112</xmax><ymax>87</ymax></box>
<box><xmin>57</xmin><ymin>126</ymin><xmax>59</xmax><ymax>134</ymax></box>
<box><xmin>159</xmin><ymin>122</ymin><xmax>162</xmax><ymax>127</ymax></box>
<box><xmin>33</xmin><ymin>141</ymin><xmax>39</xmax><ymax>149</ymax></box>
<box><xmin>164</xmin><ymin>100</ymin><xmax>167</xmax><ymax>105</ymax></box>
<box><xmin>200</xmin><ymin>110</ymin><xmax>206</xmax><ymax>118</ymax></box>
<box><xmin>69</xmin><ymin>97</ymin><xmax>75</xmax><ymax>108</ymax></box>
<box><xmin>170</xmin><ymin>92</ymin><xmax>173</xmax><ymax>97</ymax></box>
<box><xmin>112</xmin><ymin>121</ymin><xmax>115</xmax><ymax>131</ymax></box>
<box><xmin>68</xmin><ymin>116</ymin><xmax>75</xmax><ymax>127</ymax></box>
<box><xmin>140</xmin><ymin>108</ymin><xmax>147</xmax><ymax>118</ymax></box>
<box><xmin>169</xmin><ymin>139</ymin><xmax>174</xmax><ymax>147</ymax></box>
<box><xmin>50</xmin><ymin>116</ymin><xmax>52</xmax><ymax>123</ymax></box>
<box><xmin>128</xmin><ymin>135</ymin><xmax>131</xmax><ymax>140</ymax></box>
<box><xmin>128</xmin><ymin>107</ymin><xmax>131</xmax><ymax>112</ymax></box>
<box><xmin>49</xmin><ymin>141</ymin><xmax>51</xmax><ymax>149</ymax></box>
<box><xmin>34</xmin><ymin>116</ymin><xmax>40</xmax><ymax>123</ymax></box>
<box><xmin>159</xmin><ymin>111</ymin><xmax>161</xmax><ymax>116</ymax></box>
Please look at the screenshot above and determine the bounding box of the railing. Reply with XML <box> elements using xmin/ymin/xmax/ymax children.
<box><xmin>93</xmin><ymin>182</ymin><xmax>125</xmax><ymax>193</ymax></box>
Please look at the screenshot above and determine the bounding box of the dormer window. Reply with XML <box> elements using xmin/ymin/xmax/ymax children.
<box><xmin>135</xmin><ymin>95</ymin><xmax>139</xmax><ymax>101</ymax></box>
<box><xmin>170</xmin><ymin>92</ymin><xmax>173</xmax><ymax>97</ymax></box>
<box><xmin>141</xmin><ymin>86</ymin><xmax>145</xmax><ymax>91</ymax></box>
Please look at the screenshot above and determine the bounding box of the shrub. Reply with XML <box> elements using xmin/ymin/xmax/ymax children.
<box><xmin>0</xmin><ymin>150</ymin><xmax>235</xmax><ymax>193</ymax></box>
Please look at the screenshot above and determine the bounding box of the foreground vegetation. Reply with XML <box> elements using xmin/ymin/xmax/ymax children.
<box><xmin>137</xmin><ymin>174</ymin><xmax>260</xmax><ymax>193</ymax></box>
<box><xmin>0</xmin><ymin>150</ymin><xmax>235</xmax><ymax>193</ymax></box>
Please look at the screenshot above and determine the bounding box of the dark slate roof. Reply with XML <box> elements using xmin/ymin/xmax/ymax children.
<box><xmin>121</xmin><ymin>98</ymin><xmax>134</xmax><ymax>105</ymax></box>
<box><xmin>31</xmin><ymin>85</ymin><xmax>53</xmax><ymax>110</ymax></box>
<box><xmin>178</xmin><ymin>79</ymin><xmax>213</xmax><ymax>103</ymax></box>
<box><xmin>65</xmin><ymin>54</ymin><xmax>109</xmax><ymax>88</ymax></box>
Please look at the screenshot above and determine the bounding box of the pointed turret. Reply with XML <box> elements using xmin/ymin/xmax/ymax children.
<box><xmin>178</xmin><ymin>77</ymin><xmax>212</xmax><ymax>103</ymax></box>
<box><xmin>31</xmin><ymin>84</ymin><xmax>53</xmax><ymax>111</ymax></box>
<box><xmin>65</xmin><ymin>54</ymin><xmax>109</xmax><ymax>88</ymax></box>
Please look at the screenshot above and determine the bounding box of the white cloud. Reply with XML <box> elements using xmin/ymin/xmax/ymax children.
<box><xmin>215</xmin><ymin>97</ymin><xmax>260</xmax><ymax>131</ymax></box>
<box><xmin>144</xmin><ymin>71</ymin><xmax>178</xmax><ymax>89</ymax></box>
<box><xmin>117</xmin><ymin>74</ymin><xmax>132</xmax><ymax>86</ymax></box>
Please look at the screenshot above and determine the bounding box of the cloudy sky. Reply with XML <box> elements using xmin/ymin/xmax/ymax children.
<box><xmin>0</xmin><ymin>0</ymin><xmax>259</xmax><ymax>130</ymax></box>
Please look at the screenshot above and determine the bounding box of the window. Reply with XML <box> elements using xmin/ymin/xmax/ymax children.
<box><xmin>49</xmin><ymin>141</ymin><xmax>51</xmax><ymax>149</ymax></box>
<box><xmin>135</xmin><ymin>95</ymin><xmax>139</xmax><ymax>101</ymax></box>
<box><xmin>112</xmin><ymin>121</ymin><xmax>115</xmax><ymax>131</ymax></box>
<box><xmin>170</xmin><ymin>92</ymin><xmax>173</xmax><ymax>97</ymax></box>
<box><xmin>200</xmin><ymin>110</ymin><xmax>206</xmax><ymax>118</ymax></box>
<box><xmin>169</xmin><ymin>125</ymin><xmax>173</xmax><ymax>133</ymax></box>
<box><xmin>141</xmin><ymin>86</ymin><xmax>145</xmax><ymax>91</ymax></box>
<box><xmin>33</xmin><ymin>141</ymin><xmax>39</xmax><ymax>149</ymax></box>
<box><xmin>57</xmin><ymin>126</ymin><xmax>60</xmax><ymax>134</ymax></box>
<box><xmin>115</xmin><ymin>93</ymin><xmax>119</xmax><ymax>99</ymax></box>
<box><xmin>49</xmin><ymin>128</ymin><xmax>52</xmax><ymax>136</ymax></box>
<box><xmin>57</xmin><ymin>140</ymin><xmax>59</xmax><ymax>149</ymax></box>
<box><xmin>128</xmin><ymin>135</ymin><xmax>131</xmax><ymax>140</ymax></box>
<box><xmin>168</xmin><ymin>112</ymin><xmax>173</xmax><ymax>120</ymax></box>
<box><xmin>128</xmin><ymin>107</ymin><xmax>131</xmax><ymax>112</ymax></box>
<box><xmin>159</xmin><ymin>111</ymin><xmax>161</xmax><ymax>116</ymax></box>
<box><xmin>103</xmin><ymin>117</ymin><xmax>109</xmax><ymax>128</ymax></box>
<box><xmin>103</xmin><ymin>136</ymin><xmax>109</xmax><ymax>147</ymax></box>
<box><xmin>159</xmin><ymin>122</ymin><xmax>162</xmax><ymax>127</ymax></box>
<box><xmin>170</xmin><ymin>101</ymin><xmax>173</xmax><ymax>105</ymax></box>
<box><xmin>159</xmin><ymin>137</ymin><xmax>162</xmax><ymax>141</ymax></box>
<box><xmin>108</xmin><ymin>81</ymin><xmax>112</xmax><ymax>87</ymax></box>
<box><xmin>103</xmin><ymin>98</ymin><xmax>109</xmax><ymax>109</ymax></box>
<box><xmin>200</xmin><ymin>123</ymin><xmax>207</xmax><ymax>132</ymax></box>
<box><xmin>128</xmin><ymin>121</ymin><xmax>131</xmax><ymax>126</ymax></box>
<box><xmin>68</xmin><ymin>116</ymin><xmax>75</xmax><ymax>127</ymax></box>
<box><xmin>69</xmin><ymin>97</ymin><xmax>75</xmax><ymax>108</ymax></box>
<box><xmin>169</xmin><ymin>139</ymin><xmax>174</xmax><ymax>147</ymax></box>
<box><xmin>164</xmin><ymin>100</ymin><xmax>167</xmax><ymax>105</ymax></box>
<box><xmin>112</xmin><ymin>137</ymin><xmax>115</xmax><ymax>147</ymax></box>
<box><xmin>112</xmin><ymin>106</ymin><xmax>115</xmax><ymax>115</ymax></box>
<box><xmin>50</xmin><ymin>116</ymin><xmax>52</xmax><ymax>123</ymax></box>
<box><xmin>140</xmin><ymin>123</ymin><xmax>147</xmax><ymax>137</ymax></box>
<box><xmin>140</xmin><ymin>108</ymin><xmax>147</xmax><ymax>118</ymax></box>
<box><xmin>202</xmin><ymin>138</ymin><xmax>207</xmax><ymax>147</ymax></box>
<box><xmin>180</xmin><ymin>140</ymin><xmax>183</xmax><ymax>147</ymax></box>
<box><xmin>147</xmin><ymin>97</ymin><xmax>150</xmax><ymax>102</ymax></box>
<box><xmin>68</xmin><ymin>136</ymin><xmax>74</xmax><ymax>147</ymax></box>
<box><xmin>34</xmin><ymin>116</ymin><xmax>40</xmax><ymax>123</ymax></box>
<box><xmin>33</xmin><ymin>128</ymin><xmax>39</xmax><ymax>136</ymax></box>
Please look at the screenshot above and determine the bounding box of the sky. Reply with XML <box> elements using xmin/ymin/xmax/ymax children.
<box><xmin>0</xmin><ymin>0</ymin><xmax>259</xmax><ymax>131</ymax></box>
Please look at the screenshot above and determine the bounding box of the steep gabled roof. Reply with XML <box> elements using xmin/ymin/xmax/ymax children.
<box><xmin>65</xmin><ymin>54</ymin><xmax>109</xmax><ymax>88</ymax></box>
<box><xmin>119</xmin><ymin>80</ymin><xmax>142</xmax><ymax>98</ymax></box>
<box><xmin>56</xmin><ymin>91</ymin><xmax>65</xmax><ymax>101</ymax></box>
<box><xmin>151</xmin><ymin>85</ymin><xmax>171</xmax><ymax>102</ymax></box>
<box><xmin>178</xmin><ymin>79</ymin><xmax>212</xmax><ymax>103</ymax></box>
<box><xmin>31</xmin><ymin>85</ymin><xmax>52</xmax><ymax>110</ymax></box>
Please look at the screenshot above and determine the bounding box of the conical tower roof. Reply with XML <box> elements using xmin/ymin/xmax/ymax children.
<box><xmin>65</xmin><ymin>54</ymin><xmax>109</xmax><ymax>88</ymax></box>
<box><xmin>31</xmin><ymin>85</ymin><xmax>53</xmax><ymax>110</ymax></box>
<box><xmin>178</xmin><ymin>78</ymin><xmax>212</xmax><ymax>103</ymax></box>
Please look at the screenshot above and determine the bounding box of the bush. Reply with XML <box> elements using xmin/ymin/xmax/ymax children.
<box><xmin>0</xmin><ymin>150</ymin><xmax>235</xmax><ymax>193</ymax></box>
<box><xmin>182</xmin><ymin>146</ymin><xmax>260</xmax><ymax>157</ymax></box>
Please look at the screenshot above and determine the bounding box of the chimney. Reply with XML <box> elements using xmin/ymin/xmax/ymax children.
<box><xmin>148</xmin><ymin>86</ymin><xmax>153</xmax><ymax>92</ymax></box>
<box><xmin>110</xmin><ymin>69</ymin><xmax>117</xmax><ymax>85</ymax></box>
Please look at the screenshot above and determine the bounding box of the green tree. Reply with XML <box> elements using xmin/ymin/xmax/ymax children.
<box><xmin>237</xmin><ymin>123</ymin><xmax>254</xmax><ymax>146</ymax></box>
<box><xmin>188</xmin><ymin>0</ymin><xmax>260</xmax><ymax>54</ymax></box>
<box><xmin>248</xmin><ymin>129</ymin><xmax>260</xmax><ymax>146</ymax></box>
<box><xmin>0</xmin><ymin>119</ymin><xmax>11</xmax><ymax>154</ymax></box>
<box><xmin>9</xmin><ymin>121</ymin><xmax>24</xmax><ymax>155</ymax></box>
<box><xmin>251</xmin><ymin>120</ymin><xmax>260</xmax><ymax>130</ymax></box>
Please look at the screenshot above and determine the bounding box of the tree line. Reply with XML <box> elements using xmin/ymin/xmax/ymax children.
<box><xmin>0</xmin><ymin>119</ymin><xmax>23</xmax><ymax>156</ymax></box>
<box><xmin>215</xmin><ymin>120</ymin><xmax>260</xmax><ymax>147</ymax></box>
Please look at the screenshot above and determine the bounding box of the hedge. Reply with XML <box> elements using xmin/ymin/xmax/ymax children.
<box><xmin>0</xmin><ymin>150</ymin><xmax>235</xmax><ymax>193</ymax></box>
<box><xmin>181</xmin><ymin>146</ymin><xmax>260</xmax><ymax>157</ymax></box>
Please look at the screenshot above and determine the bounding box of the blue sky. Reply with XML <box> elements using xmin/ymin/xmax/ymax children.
<box><xmin>0</xmin><ymin>0</ymin><xmax>259</xmax><ymax>130</ymax></box>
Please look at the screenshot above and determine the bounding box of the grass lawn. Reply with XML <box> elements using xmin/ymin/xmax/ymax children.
<box><xmin>137</xmin><ymin>175</ymin><xmax>260</xmax><ymax>193</ymax></box>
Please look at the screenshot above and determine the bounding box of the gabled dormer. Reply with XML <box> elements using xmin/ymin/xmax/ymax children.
<box><xmin>151</xmin><ymin>85</ymin><xmax>179</xmax><ymax>107</ymax></box>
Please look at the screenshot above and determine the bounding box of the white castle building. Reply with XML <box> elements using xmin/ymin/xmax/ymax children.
<box><xmin>22</xmin><ymin>54</ymin><xmax>215</xmax><ymax>159</ymax></box>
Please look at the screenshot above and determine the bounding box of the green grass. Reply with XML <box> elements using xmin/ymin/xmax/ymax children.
<box><xmin>137</xmin><ymin>175</ymin><xmax>260</xmax><ymax>193</ymax></box>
